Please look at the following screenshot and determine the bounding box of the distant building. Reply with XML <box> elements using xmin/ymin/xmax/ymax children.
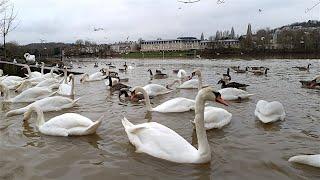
<box><xmin>141</xmin><ymin>37</ymin><xmax>201</xmax><ymax>52</ymax></box>
<box><xmin>110</xmin><ymin>42</ymin><xmax>139</xmax><ymax>53</ymax></box>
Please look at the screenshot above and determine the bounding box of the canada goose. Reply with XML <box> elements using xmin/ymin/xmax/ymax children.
<box><xmin>148</xmin><ymin>69</ymin><xmax>168</xmax><ymax>79</ymax></box>
<box><xmin>252</xmin><ymin>68</ymin><xmax>269</xmax><ymax>76</ymax></box>
<box><xmin>106</xmin><ymin>76</ymin><xmax>130</xmax><ymax>91</ymax></box>
<box><xmin>218</xmin><ymin>79</ymin><xmax>249</xmax><ymax>89</ymax></box>
<box><xmin>234</xmin><ymin>66</ymin><xmax>248</xmax><ymax>73</ymax></box>
<box><xmin>292</xmin><ymin>64</ymin><xmax>311</xmax><ymax>71</ymax></box>
<box><xmin>222</xmin><ymin>68</ymin><xmax>231</xmax><ymax>81</ymax></box>
<box><xmin>119</xmin><ymin>88</ymin><xmax>146</xmax><ymax>102</ymax></box>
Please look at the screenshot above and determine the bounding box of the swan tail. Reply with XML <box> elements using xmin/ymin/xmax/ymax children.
<box><xmin>72</xmin><ymin>97</ymin><xmax>81</xmax><ymax>105</ymax></box>
<box><xmin>84</xmin><ymin>116</ymin><xmax>103</xmax><ymax>135</ymax></box>
<box><xmin>122</xmin><ymin>117</ymin><xmax>134</xmax><ymax>128</ymax></box>
<box><xmin>289</xmin><ymin>155</ymin><xmax>320</xmax><ymax>167</ymax></box>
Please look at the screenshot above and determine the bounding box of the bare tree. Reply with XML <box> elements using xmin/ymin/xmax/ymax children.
<box><xmin>0</xmin><ymin>1</ymin><xmax>18</xmax><ymax>59</ymax></box>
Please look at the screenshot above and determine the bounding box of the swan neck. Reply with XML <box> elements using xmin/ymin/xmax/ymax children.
<box><xmin>63</xmin><ymin>69</ymin><xmax>67</xmax><ymax>84</ymax></box>
<box><xmin>136</xmin><ymin>87</ymin><xmax>152</xmax><ymax>111</ymax></box>
<box><xmin>33</xmin><ymin>106</ymin><xmax>45</xmax><ymax>127</ymax></box>
<box><xmin>194</xmin><ymin>93</ymin><xmax>210</xmax><ymax>156</ymax></box>
<box><xmin>3</xmin><ymin>84</ymin><xmax>9</xmax><ymax>100</ymax></box>
<box><xmin>41</xmin><ymin>64</ymin><xmax>44</xmax><ymax>75</ymax></box>
<box><xmin>26</xmin><ymin>66</ymin><xmax>31</xmax><ymax>77</ymax></box>
<box><xmin>197</xmin><ymin>75</ymin><xmax>203</xmax><ymax>91</ymax></box>
<box><xmin>71</xmin><ymin>76</ymin><xmax>75</xmax><ymax>95</ymax></box>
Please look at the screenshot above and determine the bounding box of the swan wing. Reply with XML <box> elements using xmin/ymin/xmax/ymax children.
<box><xmin>203</xmin><ymin>107</ymin><xmax>232</xmax><ymax>129</ymax></box>
<box><xmin>255</xmin><ymin>100</ymin><xmax>285</xmax><ymax>123</ymax></box>
<box><xmin>153</xmin><ymin>98</ymin><xmax>195</xmax><ymax>113</ymax></box>
<box><xmin>143</xmin><ymin>84</ymin><xmax>170</xmax><ymax>96</ymax></box>
<box><xmin>13</xmin><ymin>88</ymin><xmax>53</xmax><ymax>102</ymax></box>
<box><xmin>289</xmin><ymin>155</ymin><xmax>320</xmax><ymax>168</ymax></box>
<box><xmin>219</xmin><ymin>88</ymin><xmax>254</xmax><ymax>100</ymax></box>
<box><xmin>178</xmin><ymin>79</ymin><xmax>198</xmax><ymax>89</ymax></box>
<box><xmin>122</xmin><ymin>117</ymin><xmax>199</xmax><ymax>163</ymax></box>
<box><xmin>58</xmin><ymin>84</ymin><xmax>72</xmax><ymax>96</ymax></box>
<box><xmin>89</xmin><ymin>72</ymin><xmax>105</xmax><ymax>80</ymax></box>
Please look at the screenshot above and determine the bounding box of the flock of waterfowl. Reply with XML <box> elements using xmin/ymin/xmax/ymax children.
<box><xmin>0</xmin><ymin>61</ymin><xmax>319</xmax><ymax>167</ymax></box>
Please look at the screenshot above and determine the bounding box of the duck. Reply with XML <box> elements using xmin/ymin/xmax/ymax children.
<box><xmin>6</xmin><ymin>96</ymin><xmax>80</xmax><ymax>117</ymax></box>
<box><xmin>289</xmin><ymin>155</ymin><xmax>320</xmax><ymax>168</ymax></box>
<box><xmin>22</xmin><ymin>64</ymin><xmax>42</xmax><ymax>79</ymax></box>
<box><xmin>80</xmin><ymin>71</ymin><xmax>107</xmax><ymax>83</ymax></box>
<box><xmin>254</xmin><ymin>100</ymin><xmax>286</xmax><ymax>123</ymax></box>
<box><xmin>23</xmin><ymin>105</ymin><xmax>102</xmax><ymax>136</ymax></box>
<box><xmin>142</xmin><ymin>84</ymin><xmax>172</xmax><ymax>97</ymax></box>
<box><xmin>218</xmin><ymin>88</ymin><xmax>254</xmax><ymax>101</ymax></box>
<box><xmin>292</xmin><ymin>64</ymin><xmax>311</xmax><ymax>71</ymax></box>
<box><xmin>148</xmin><ymin>69</ymin><xmax>168</xmax><ymax>79</ymax></box>
<box><xmin>131</xmin><ymin>86</ymin><xmax>196</xmax><ymax>113</ymax></box>
<box><xmin>121</xmin><ymin>86</ymin><xmax>228</xmax><ymax>164</ymax></box>
<box><xmin>58</xmin><ymin>74</ymin><xmax>75</xmax><ymax>96</ymax></box>
<box><xmin>217</xmin><ymin>79</ymin><xmax>249</xmax><ymax>89</ymax></box>
<box><xmin>105</xmin><ymin>76</ymin><xmax>130</xmax><ymax>91</ymax></box>
<box><xmin>0</xmin><ymin>82</ymin><xmax>56</xmax><ymax>103</ymax></box>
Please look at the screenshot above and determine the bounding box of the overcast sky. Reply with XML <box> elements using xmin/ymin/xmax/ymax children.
<box><xmin>7</xmin><ymin>0</ymin><xmax>320</xmax><ymax>44</ymax></box>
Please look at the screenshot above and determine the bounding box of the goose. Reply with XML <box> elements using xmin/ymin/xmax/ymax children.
<box><xmin>250</xmin><ymin>68</ymin><xmax>269</xmax><ymax>76</ymax></box>
<box><xmin>58</xmin><ymin>74</ymin><xmax>75</xmax><ymax>96</ymax></box>
<box><xmin>299</xmin><ymin>79</ymin><xmax>319</xmax><ymax>89</ymax></box>
<box><xmin>222</xmin><ymin>68</ymin><xmax>231</xmax><ymax>82</ymax></box>
<box><xmin>234</xmin><ymin>66</ymin><xmax>248</xmax><ymax>73</ymax></box>
<box><xmin>23</xmin><ymin>105</ymin><xmax>102</xmax><ymax>136</ymax></box>
<box><xmin>105</xmin><ymin>76</ymin><xmax>130</xmax><ymax>91</ymax></box>
<box><xmin>292</xmin><ymin>64</ymin><xmax>311</xmax><ymax>71</ymax></box>
<box><xmin>289</xmin><ymin>155</ymin><xmax>320</xmax><ymax>168</ymax></box>
<box><xmin>22</xmin><ymin>64</ymin><xmax>42</xmax><ymax>79</ymax></box>
<box><xmin>142</xmin><ymin>84</ymin><xmax>172</xmax><ymax>97</ymax></box>
<box><xmin>119</xmin><ymin>88</ymin><xmax>146</xmax><ymax>102</ymax></box>
<box><xmin>0</xmin><ymin>82</ymin><xmax>56</xmax><ymax>103</ymax></box>
<box><xmin>254</xmin><ymin>100</ymin><xmax>285</xmax><ymax>123</ymax></box>
<box><xmin>80</xmin><ymin>71</ymin><xmax>107</xmax><ymax>83</ymax></box>
<box><xmin>6</xmin><ymin>96</ymin><xmax>80</xmax><ymax>117</ymax></box>
<box><xmin>172</xmin><ymin>69</ymin><xmax>179</xmax><ymax>74</ymax></box>
<box><xmin>131</xmin><ymin>86</ymin><xmax>196</xmax><ymax>113</ymax></box>
<box><xmin>119</xmin><ymin>63</ymin><xmax>127</xmax><ymax>72</ymax></box>
<box><xmin>122</xmin><ymin>86</ymin><xmax>228</xmax><ymax>164</ymax></box>
<box><xmin>148</xmin><ymin>69</ymin><xmax>168</xmax><ymax>79</ymax></box>
<box><xmin>217</xmin><ymin>79</ymin><xmax>249</xmax><ymax>89</ymax></box>
<box><xmin>218</xmin><ymin>88</ymin><xmax>254</xmax><ymax>101</ymax></box>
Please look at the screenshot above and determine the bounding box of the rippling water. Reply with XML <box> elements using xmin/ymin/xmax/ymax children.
<box><xmin>1</xmin><ymin>58</ymin><xmax>319</xmax><ymax>180</ymax></box>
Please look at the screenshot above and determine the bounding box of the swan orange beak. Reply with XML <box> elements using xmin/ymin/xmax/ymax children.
<box><xmin>216</xmin><ymin>96</ymin><xmax>228</xmax><ymax>106</ymax></box>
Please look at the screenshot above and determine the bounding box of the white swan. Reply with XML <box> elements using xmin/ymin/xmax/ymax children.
<box><xmin>24</xmin><ymin>53</ymin><xmax>36</xmax><ymax>63</ymax></box>
<box><xmin>169</xmin><ymin>69</ymin><xmax>207</xmax><ymax>90</ymax></box>
<box><xmin>80</xmin><ymin>71</ymin><xmax>107</xmax><ymax>83</ymax></box>
<box><xmin>23</xmin><ymin>105</ymin><xmax>102</xmax><ymax>136</ymax></box>
<box><xmin>142</xmin><ymin>84</ymin><xmax>172</xmax><ymax>97</ymax></box>
<box><xmin>201</xmin><ymin>106</ymin><xmax>232</xmax><ymax>130</ymax></box>
<box><xmin>58</xmin><ymin>74</ymin><xmax>75</xmax><ymax>96</ymax></box>
<box><xmin>254</xmin><ymin>100</ymin><xmax>285</xmax><ymax>123</ymax></box>
<box><xmin>289</xmin><ymin>155</ymin><xmax>320</xmax><ymax>168</ymax></box>
<box><xmin>22</xmin><ymin>64</ymin><xmax>42</xmax><ymax>79</ymax></box>
<box><xmin>6</xmin><ymin>96</ymin><xmax>80</xmax><ymax>117</ymax></box>
<box><xmin>42</xmin><ymin>66</ymin><xmax>59</xmax><ymax>79</ymax></box>
<box><xmin>218</xmin><ymin>88</ymin><xmax>254</xmax><ymax>101</ymax></box>
<box><xmin>0</xmin><ymin>77</ymin><xmax>24</xmax><ymax>90</ymax></box>
<box><xmin>132</xmin><ymin>86</ymin><xmax>195</xmax><ymax>113</ymax></box>
<box><xmin>0</xmin><ymin>82</ymin><xmax>55</xmax><ymax>103</ymax></box>
<box><xmin>122</xmin><ymin>86</ymin><xmax>228</xmax><ymax>164</ymax></box>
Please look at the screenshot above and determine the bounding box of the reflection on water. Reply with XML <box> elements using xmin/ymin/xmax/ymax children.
<box><xmin>0</xmin><ymin>58</ymin><xmax>320</xmax><ymax>179</ymax></box>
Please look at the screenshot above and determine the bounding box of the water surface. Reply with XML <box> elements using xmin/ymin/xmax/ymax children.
<box><xmin>1</xmin><ymin>58</ymin><xmax>319</xmax><ymax>180</ymax></box>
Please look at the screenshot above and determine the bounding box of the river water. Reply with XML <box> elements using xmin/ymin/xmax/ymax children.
<box><xmin>0</xmin><ymin>58</ymin><xmax>319</xmax><ymax>180</ymax></box>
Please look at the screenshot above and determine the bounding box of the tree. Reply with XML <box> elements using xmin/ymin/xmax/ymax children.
<box><xmin>75</xmin><ymin>39</ymin><xmax>84</xmax><ymax>46</ymax></box>
<box><xmin>230</xmin><ymin>27</ymin><xmax>235</xmax><ymax>39</ymax></box>
<box><xmin>0</xmin><ymin>1</ymin><xmax>18</xmax><ymax>59</ymax></box>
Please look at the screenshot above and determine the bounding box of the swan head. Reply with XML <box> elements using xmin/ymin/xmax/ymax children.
<box><xmin>68</xmin><ymin>74</ymin><xmax>74</xmax><ymax>82</ymax></box>
<box><xmin>191</xmin><ymin>69</ymin><xmax>201</xmax><ymax>77</ymax></box>
<box><xmin>199</xmin><ymin>87</ymin><xmax>228</xmax><ymax>106</ymax></box>
<box><xmin>80</xmin><ymin>74</ymin><xmax>89</xmax><ymax>83</ymax></box>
